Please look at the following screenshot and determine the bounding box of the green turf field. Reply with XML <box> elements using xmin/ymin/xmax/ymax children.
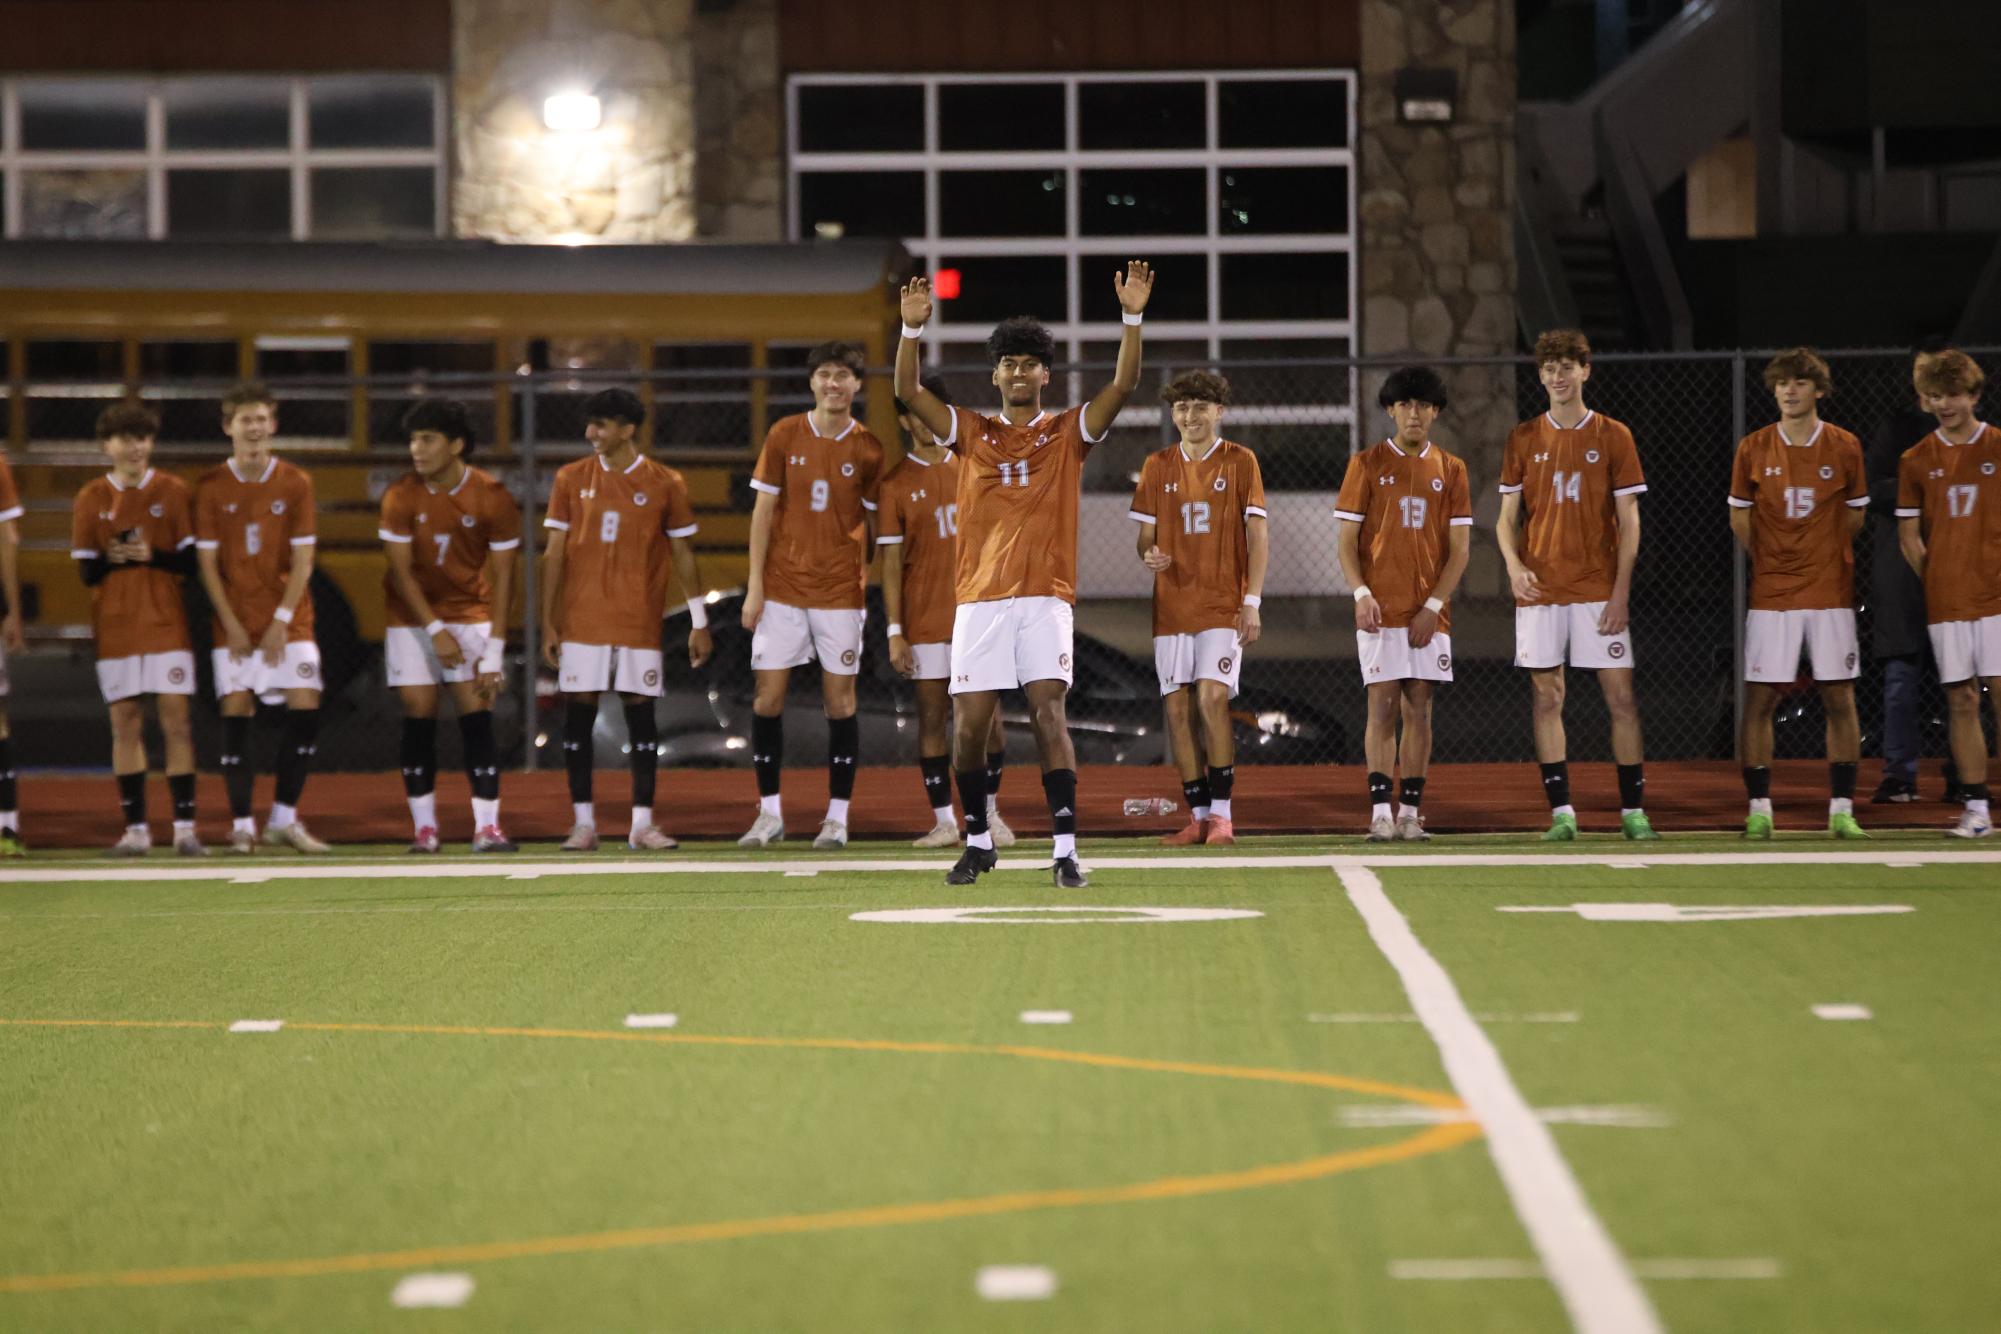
<box><xmin>2</xmin><ymin>842</ymin><xmax>1996</xmax><ymax>1331</ymax></box>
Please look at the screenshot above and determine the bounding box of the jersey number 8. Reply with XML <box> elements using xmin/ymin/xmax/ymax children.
<box><xmin>600</xmin><ymin>511</ymin><xmax>621</xmax><ymax>543</ymax></box>
<box><xmin>244</xmin><ymin>521</ymin><xmax>262</xmax><ymax>556</ymax></box>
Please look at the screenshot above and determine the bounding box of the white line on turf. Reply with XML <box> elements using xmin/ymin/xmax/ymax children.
<box><xmin>783</xmin><ymin>870</ymin><xmax>818</xmax><ymax>877</ymax></box>
<box><xmin>1019</xmin><ymin>1010</ymin><xmax>1072</xmax><ymax>1024</ymax></box>
<box><xmin>1309</xmin><ymin>1012</ymin><xmax>1579</xmax><ymax>1024</ymax></box>
<box><xmin>975</xmin><ymin>1265</ymin><xmax>1056</xmax><ymax>1301</ymax></box>
<box><xmin>1811</xmin><ymin>1003</ymin><xmax>1872</xmax><ymax>1021</ymax></box>
<box><xmin>227</xmin><ymin>1019</ymin><xmax>283</xmax><ymax>1033</ymax></box>
<box><xmin>390</xmin><ymin>1272</ymin><xmax>475</xmax><ymax>1308</ymax></box>
<box><xmin>623</xmin><ymin>1013</ymin><xmax>678</xmax><ymax>1029</ymax></box>
<box><xmin>1340</xmin><ymin>1104</ymin><xmax>1669</xmax><ymax>1129</ymax></box>
<box><xmin>1390</xmin><ymin>1259</ymin><xmax>1780</xmax><ymax>1281</ymax></box>
<box><xmin>1500</xmin><ymin>903</ymin><xmax>1914</xmax><ymax>922</ymax></box>
<box><xmin>1340</xmin><ymin>864</ymin><xmax>1662</xmax><ymax>1334</ymax></box>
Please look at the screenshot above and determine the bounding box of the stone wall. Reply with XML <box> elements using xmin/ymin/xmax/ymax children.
<box><xmin>692</xmin><ymin>0</ymin><xmax>781</xmax><ymax>240</ymax></box>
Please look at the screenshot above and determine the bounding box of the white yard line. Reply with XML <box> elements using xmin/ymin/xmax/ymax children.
<box><xmin>1391</xmin><ymin>1258</ymin><xmax>1780</xmax><ymax>1281</ymax></box>
<box><xmin>1309</xmin><ymin>1012</ymin><xmax>1579</xmax><ymax>1024</ymax></box>
<box><xmin>1340</xmin><ymin>864</ymin><xmax>1663</xmax><ymax>1334</ymax></box>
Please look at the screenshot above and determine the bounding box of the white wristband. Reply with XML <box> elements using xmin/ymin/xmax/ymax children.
<box><xmin>1241</xmin><ymin>594</ymin><xmax>1262</xmax><ymax>608</ymax></box>
<box><xmin>686</xmin><ymin>598</ymin><xmax>709</xmax><ymax>630</ymax></box>
<box><xmin>424</xmin><ymin>618</ymin><xmax>446</xmax><ymax>638</ymax></box>
<box><xmin>478</xmin><ymin>639</ymin><xmax>505</xmax><ymax>674</ymax></box>
<box><xmin>887</xmin><ymin>623</ymin><xmax>904</xmax><ymax>639</ymax></box>
<box><xmin>1121</xmin><ymin>312</ymin><xmax>1143</xmax><ymax>327</ymax></box>
<box><xmin>1424</xmin><ymin>596</ymin><xmax>1445</xmax><ymax>613</ymax></box>
<box><xmin>1352</xmin><ymin>585</ymin><xmax>1372</xmax><ymax>602</ymax></box>
<box><xmin>900</xmin><ymin>323</ymin><xmax>925</xmax><ymax>341</ymax></box>
<box><xmin>272</xmin><ymin>605</ymin><xmax>294</xmax><ymax>625</ymax></box>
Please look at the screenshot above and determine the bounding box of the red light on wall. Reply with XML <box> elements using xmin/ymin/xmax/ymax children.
<box><xmin>932</xmin><ymin>268</ymin><xmax>962</xmax><ymax>300</ymax></box>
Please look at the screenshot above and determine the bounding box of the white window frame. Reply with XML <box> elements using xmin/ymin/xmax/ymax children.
<box><xmin>0</xmin><ymin>74</ymin><xmax>447</xmax><ymax>240</ymax></box>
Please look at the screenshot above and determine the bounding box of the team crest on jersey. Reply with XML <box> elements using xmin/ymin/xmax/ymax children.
<box><xmin>149</xmin><ymin>503</ymin><xmax>165</xmax><ymax>518</ymax></box>
<box><xmin>1430</xmin><ymin>477</ymin><xmax>1444</xmax><ymax>491</ymax></box>
<box><xmin>1984</xmin><ymin>462</ymin><xmax>1997</xmax><ymax>475</ymax></box>
<box><xmin>1213</xmin><ymin>476</ymin><xmax>1227</xmax><ymax>491</ymax></box>
<box><xmin>461</xmin><ymin>514</ymin><xmax>476</xmax><ymax>528</ymax></box>
<box><xmin>1820</xmin><ymin>466</ymin><xmax>1834</xmax><ymax>480</ymax></box>
<box><xmin>633</xmin><ymin>491</ymin><xmax>649</xmax><ymax>507</ymax></box>
<box><xmin>840</xmin><ymin>462</ymin><xmax>855</xmax><ymax>477</ymax></box>
<box><xmin>1608</xmin><ymin>641</ymin><xmax>1626</xmax><ymax>660</ymax></box>
<box><xmin>225</xmin><ymin>503</ymin><xmax>238</xmax><ymax>514</ymax></box>
<box><xmin>270</xmin><ymin>499</ymin><xmax>286</xmax><ymax>515</ymax></box>
<box><xmin>1585</xmin><ymin>449</ymin><xmax>1601</xmax><ymax>464</ymax></box>
<box><xmin>99</xmin><ymin>510</ymin><xmax>114</xmax><ymax>521</ymax></box>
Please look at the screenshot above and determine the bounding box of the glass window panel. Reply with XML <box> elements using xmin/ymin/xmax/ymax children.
<box><xmin>796</xmin><ymin>170</ymin><xmax>923</xmax><ymax>239</ymax></box>
<box><xmin>139</xmin><ymin>341</ymin><xmax>238</xmax><ymax>380</ymax></box>
<box><xmin>167</xmin><ymin>168</ymin><xmax>291</xmax><ymax>238</ymax></box>
<box><xmin>1082</xmin><ymin>256</ymin><xmax>1207</xmax><ymax>321</ymax></box>
<box><xmin>1079</xmin><ymin>81</ymin><xmax>1205</xmax><ymax>150</ymax></box>
<box><xmin>1220</xmin><ymin>252</ymin><xmax>1349</xmax><ymax>321</ymax></box>
<box><xmin>372</xmin><ymin>392</ymin><xmax>499</xmax><ymax>451</ymax></box>
<box><xmin>27</xmin><ymin>395</ymin><xmax>125</xmax><ymax>446</ymax></box>
<box><xmin>147</xmin><ymin>393</ymin><xmax>230</xmax><ymax>445</ymax></box>
<box><xmin>795</xmin><ymin>84</ymin><xmax>923</xmax><ymax>153</ymax></box>
<box><xmin>1079</xmin><ymin>167</ymin><xmax>1205</xmax><ymax>236</ymax></box>
<box><xmin>27</xmin><ymin>341</ymin><xmax>122</xmax><ymax>381</ymax></box>
<box><xmin>938</xmin><ymin>82</ymin><xmax>1063</xmax><ymax>151</ymax></box>
<box><xmin>308</xmin><ymin>75</ymin><xmax>436</xmax><ymax>149</ymax></box>
<box><xmin>256</xmin><ymin>340</ymin><xmax>350</xmax><ymax>379</ymax></box>
<box><xmin>1220</xmin><ymin>337</ymin><xmax>1351</xmax><ymax>363</ymax></box>
<box><xmin>939</xmin><ymin>170</ymin><xmax>1063</xmax><ymax>238</ymax></box>
<box><xmin>19</xmin><ymin>80</ymin><xmax>146</xmax><ymax>150</ymax></box>
<box><xmin>164</xmin><ymin>78</ymin><xmax>291</xmax><ymax>149</ymax></box>
<box><xmin>1219</xmin><ymin>79</ymin><xmax>1347</xmax><ymax>149</ymax></box>
<box><xmin>311</xmin><ymin>166</ymin><xmax>437</xmax><ymax>238</ymax></box>
<box><xmin>935</xmin><ymin>255</ymin><xmax>1066</xmax><ymax>326</ymax></box>
<box><xmin>368</xmin><ymin>341</ymin><xmax>494</xmax><ymax>377</ymax></box>
<box><xmin>1220</xmin><ymin>166</ymin><xmax>1348</xmax><ymax>235</ymax></box>
<box><xmin>18</xmin><ymin>169</ymin><xmax>146</xmax><ymax>238</ymax></box>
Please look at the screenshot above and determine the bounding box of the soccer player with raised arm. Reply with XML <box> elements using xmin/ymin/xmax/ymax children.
<box><xmin>195</xmin><ymin>383</ymin><xmax>327</xmax><ymax>854</ymax></box>
<box><xmin>737</xmin><ymin>342</ymin><xmax>885</xmax><ymax>850</ymax></box>
<box><xmin>1897</xmin><ymin>349</ymin><xmax>2000</xmax><ymax>838</ymax></box>
<box><xmin>894</xmin><ymin>260</ymin><xmax>1154</xmax><ymax>888</ymax></box>
<box><xmin>1497</xmin><ymin>329</ymin><xmax>1656</xmax><ymax>840</ymax></box>
<box><xmin>1729</xmin><ymin>348</ymin><xmax>1871</xmax><ymax>839</ymax></box>
<box><xmin>1336</xmin><ymin>367</ymin><xmax>1472</xmax><ymax>841</ymax></box>
<box><xmin>879</xmin><ymin>371</ymin><xmax>1013</xmax><ymax>849</ymax></box>
<box><xmin>379</xmin><ymin>398</ymin><xmax>522</xmax><ymax>853</ymax></box>
<box><xmin>72</xmin><ymin>402</ymin><xmax>203</xmax><ymax>855</ymax></box>
<box><xmin>1130</xmin><ymin>371</ymin><xmax>1269</xmax><ymax>846</ymax></box>
<box><xmin>541</xmin><ymin>388</ymin><xmax>711</xmax><ymax>851</ymax></box>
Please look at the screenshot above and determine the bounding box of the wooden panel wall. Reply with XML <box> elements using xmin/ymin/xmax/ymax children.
<box><xmin>0</xmin><ymin>0</ymin><xmax>451</xmax><ymax>72</ymax></box>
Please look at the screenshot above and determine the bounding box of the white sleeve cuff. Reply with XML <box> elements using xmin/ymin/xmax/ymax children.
<box><xmin>861</xmin><ymin>499</ymin><xmax>878</xmax><ymax>512</ymax></box>
<box><xmin>1845</xmin><ymin>496</ymin><xmax>1870</xmax><ymax>508</ymax></box>
<box><xmin>544</xmin><ymin>517</ymin><xmax>571</xmax><ymax>531</ymax></box>
<box><xmin>1497</xmin><ymin>483</ymin><xmax>1523</xmax><ymax>495</ymax></box>
<box><xmin>1334</xmin><ymin>510</ymin><xmax>1365</xmax><ymax>524</ymax></box>
<box><xmin>175</xmin><ymin>536</ymin><xmax>196</xmax><ymax>550</ymax></box>
<box><xmin>1079</xmin><ymin>411</ymin><xmax>1109</xmax><ymax>445</ymax></box>
<box><xmin>1128</xmin><ymin>510</ymin><xmax>1156</xmax><ymax>524</ymax></box>
<box><xmin>1245</xmin><ymin>505</ymin><xmax>1268</xmax><ymax>518</ymax></box>
<box><xmin>71</xmin><ymin>548</ymin><xmax>99</xmax><ymax>559</ymax></box>
<box><xmin>749</xmin><ymin>479</ymin><xmax>782</xmax><ymax>496</ymax></box>
<box><xmin>1448</xmin><ymin>516</ymin><xmax>1474</xmax><ymax>527</ymax></box>
<box><xmin>379</xmin><ymin>529</ymin><xmax>412</xmax><ymax>542</ymax></box>
<box><xmin>1727</xmin><ymin>496</ymin><xmax>1754</xmax><ymax>508</ymax></box>
<box><xmin>1894</xmin><ymin>507</ymin><xmax>1921</xmax><ymax>518</ymax></box>
<box><xmin>288</xmin><ymin>536</ymin><xmax>316</xmax><ymax>546</ymax></box>
<box><xmin>939</xmin><ymin>412</ymin><xmax>959</xmax><ymax>449</ymax></box>
<box><xmin>666</xmin><ymin>523</ymin><xmax>699</xmax><ymax>538</ymax></box>
<box><xmin>489</xmin><ymin>537</ymin><xmax>521</xmax><ymax>550</ymax></box>
<box><xmin>0</xmin><ymin>506</ymin><xmax>23</xmax><ymax>523</ymax></box>
<box><xmin>1612</xmin><ymin>484</ymin><xmax>1649</xmax><ymax>497</ymax></box>
<box><xmin>195</xmin><ymin>539</ymin><xmax>220</xmax><ymax>550</ymax></box>
<box><xmin>877</xmin><ymin>534</ymin><xmax>905</xmax><ymax>545</ymax></box>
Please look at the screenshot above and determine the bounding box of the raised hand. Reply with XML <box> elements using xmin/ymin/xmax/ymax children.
<box><xmin>900</xmin><ymin>277</ymin><xmax>934</xmax><ymax>330</ymax></box>
<box><xmin>1114</xmin><ymin>260</ymin><xmax>1154</xmax><ymax>316</ymax></box>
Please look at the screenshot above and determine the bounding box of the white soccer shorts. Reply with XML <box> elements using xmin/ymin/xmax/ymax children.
<box><xmin>751</xmin><ymin>601</ymin><xmax>866</xmax><ymax>676</ymax></box>
<box><xmin>213</xmin><ymin>641</ymin><xmax>322</xmax><ymax>704</ymax></box>
<box><xmin>1357</xmin><ymin>627</ymin><xmax>1455</xmax><ymax>684</ymax></box>
<box><xmin>558</xmin><ymin>642</ymin><xmax>666</xmax><ymax>697</ymax></box>
<box><xmin>1929</xmin><ymin>614</ymin><xmax>2001</xmax><ymax>684</ymax></box>
<box><xmin>1743</xmin><ymin>608</ymin><xmax>1859</xmax><ymax>683</ymax></box>
<box><xmin>950</xmin><ymin>596</ymin><xmax>1074</xmax><ymax>694</ymax></box>
<box><xmin>1514</xmin><ymin>601</ymin><xmax>1633</xmax><ymax>670</ymax></box>
<box><xmin>907</xmin><ymin>640</ymin><xmax>951</xmax><ymax>682</ymax></box>
<box><xmin>1154</xmin><ymin>627</ymin><xmax>1244</xmax><ymax>699</ymax></box>
<box><xmin>385</xmin><ymin>621</ymin><xmax>492</xmax><ymax>687</ymax></box>
<box><xmin>97</xmin><ymin>650</ymin><xmax>197</xmax><ymax>703</ymax></box>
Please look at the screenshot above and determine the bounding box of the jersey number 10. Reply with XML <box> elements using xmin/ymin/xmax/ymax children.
<box><xmin>933</xmin><ymin>504</ymin><xmax>959</xmax><ymax>539</ymax></box>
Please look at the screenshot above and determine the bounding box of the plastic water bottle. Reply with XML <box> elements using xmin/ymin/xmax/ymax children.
<box><xmin>1122</xmin><ymin>797</ymin><xmax>1178</xmax><ymax>817</ymax></box>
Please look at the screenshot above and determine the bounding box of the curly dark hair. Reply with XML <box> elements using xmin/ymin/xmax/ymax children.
<box><xmin>894</xmin><ymin>370</ymin><xmax>954</xmax><ymax>416</ymax></box>
<box><xmin>1161</xmin><ymin>370</ymin><xmax>1231</xmax><ymax>405</ymax></box>
<box><xmin>401</xmin><ymin>397</ymin><xmax>476</xmax><ymax>458</ymax></box>
<box><xmin>1377</xmin><ymin>365</ymin><xmax>1449</xmax><ymax>412</ymax></box>
<box><xmin>96</xmin><ymin>400</ymin><xmax>160</xmax><ymax>441</ymax></box>
<box><xmin>985</xmin><ymin>316</ymin><xmax>1056</xmax><ymax>367</ymax></box>
<box><xmin>582</xmin><ymin>387</ymin><xmax>646</xmax><ymax>428</ymax></box>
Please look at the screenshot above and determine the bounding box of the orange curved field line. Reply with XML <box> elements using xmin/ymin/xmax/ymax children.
<box><xmin>0</xmin><ymin>1017</ymin><xmax>1481</xmax><ymax>1296</ymax></box>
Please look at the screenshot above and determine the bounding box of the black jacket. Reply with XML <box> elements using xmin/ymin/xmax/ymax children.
<box><xmin>1866</xmin><ymin>409</ymin><xmax>1935</xmax><ymax>660</ymax></box>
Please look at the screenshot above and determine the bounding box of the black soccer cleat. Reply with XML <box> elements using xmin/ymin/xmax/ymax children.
<box><xmin>1051</xmin><ymin>856</ymin><xmax>1088</xmax><ymax>889</ymax></box>
<box><xmin>945</xmin><ymin>844</ymin><xmax>998</xmax><ymax>886</ymax></box>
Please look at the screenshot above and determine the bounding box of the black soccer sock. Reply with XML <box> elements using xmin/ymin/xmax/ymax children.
<box><xmin>563</xmin><ymin>701</ymin><xmax>597</xmax><ymax>805</ymax></box>
<box><xmin>220</xmin><ymin>715</ymin><xmax>254</xmax><ymax>819</ymax></box>
<box><xmin>957</xmin><ymin>768</ymin><xmax>990</xmax><ymax>837</ymax></box>
<box><xmin>624</xmin><ymin>702</ymin><xmax>658</xmax><ymax>809</ymax></box>
<box><xmin>399</xmin><ymin>716</ymin><xmax>438</xmax><ymax>798</ymax></box>
<box><xmin>751</xmin><ymin>713</ymin><xmax>783</xmax><ymax>799</ymax></box>
<box><xmin>458</xmin><ymin>710</ymin><xmax>501</xmax><ymax>801</ymax></box>
<box><xmin>1368</xmin><ymin>770</ymin><xmax>1393</xmax><ymax>808</ymax></box>
<box><xmin>1742</xmin><ymin>765</ymin><xmax>1771</xmax><ymax>800</ymax></box>
<box><xmin>919</xmin><ymin>754</ymin><xmax>952</xmax><ymax>814</ymax></box>
<box><xmin>1181</xmin><ymin>776</ymin><xmax>1212</xmax><ymax>812</ymax></box>
<box><xmin>1399</xmin><ymin>775</ymin><xmax>1427</xmax><ymax>810</ymax></box>
<box><xmin>0</xmin><ymin>737</ymin><xmax>15</xmax><ymax>816</ymax></box>
<box><xmin>1540</xmin><ymin>760</ymin><xmax>1572</xmax><ymax>810</ymax></box>
<box><xmin>273</xmin><ymin>709</ymin><xmax>320</xmax><ymax>808</ymax></box>
<box><xmin>1830</xmin><ymin>760</ymin><xmax>1857</xmax><ymax>802</ymax></box>
<box><xmin>1043</xmin><ymin>768</ymin><xmax>1078</xmax><ymax>836</ymax></box>
<box><xmin>828</xmin><ymin>715</ymin><xmax>859</xmax><ymax>802</ymax></box>
<box><xmin>169</xmin><ymin>772</ymin><xmax>196</xmax><ymax>823</ymax></box>
<box><xmin>117</xmin><ymin>771</ymin><xmax>146</xmax><ymax>827</ymax></box>
<box><xmin>986</xmin><ymin>748</ymin><xmax>1005</xmax><ymax>798</ymax></box>
<box><xmin>1617</xmin><ymin>762</ymin><xmax>1646</xmax><ymax>810</ymax></box>
<box><xmin>1208</xmin><ymin>764</ymin><xmax>1235</xmax><ymax>803</ymax></box>
<box><xmin>1966</xmin><ymin>782</ymin><xmax>1991</xmax><ymax>802</ymax></box>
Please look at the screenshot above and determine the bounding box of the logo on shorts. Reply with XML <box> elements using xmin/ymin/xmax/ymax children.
<box><xmin>1213</xmin><ymin>476</ymin><xmax>1227</xmax><ymax>491</ymax></box>
<box><xmin>643</xmin><ymin>668</ymin><xmax>660</xmax><ymax>687</ymax></box>
<box><xmin>1608</xmin><ymin>641</ymin><xmax>1627</xmax><ymax>660</ymax></box>
<box><xmin>1430</xmin><ymin>477</ymin><xmax>1444</xmax><ymax>491</ymax></box>
<box><xmin>1218</xmin><ymin>656</ymin><xmax>1234</xmax><ymax>673</ymax></box>
<box><xmin>297</xmin><ymin>661</ymin><xmax>315</xmax><ymax>679</ymax></box>
<box><xmin>1438</xmin><ymin>653</ymin><xmax>1451</xmax><ymax>671</ymax></box>
<box><xmin>149</xmin><ymin>503</ymin><xmax>165</xmax><ymax>518</ymax></box>
<box><xmin>1820</xmin><ymin>465</ymin><xmax>1834</xmax><ymax>480</ymax></box>
<box><xmin>1847</xmin><ymin>651</ymin><xmax>1857</xmax><ymax>670</ymax></box>
<box><xmin>1059</xmin><ymin>653</ymin><xmax>1071</xmax><ymax>670</ymax></box>
<box><xmin>1586</xmin><ymin>449</ymin><xmax>1601</xmax><ymax>464</ymax></box>
<box><xmin>461</xmin><ymin>514</ymin><xmax>476</xmax><ymax>527</ymax></box>
<box><xmin>271</xmin><ymin>500</ymin><xmax>286</xmax><ymax>515</ymax></box>
<box><xmin>841</xmin><ymin>648</ymin><xmax>856</xmax><ymax>666</ymax></box>
<box><xmin>841</xmin><ymin>462</ymin><xmax>856</xmax><ymax>477</ymax></box>
<box><xmin>633</xmin><ymin>491</ymin><xmax>649</xmax><ymax>507</ymax></box>
<box><xmin>168</xmin><ymin>665</ymin><xmax>187</xmax><ymax>684</ymax></box>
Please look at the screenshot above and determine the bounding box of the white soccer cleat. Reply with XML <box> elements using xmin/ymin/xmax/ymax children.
<box><xmin>911</xmin><ymin>821</ymin><xmax>961</xmax><ymax>849</ymax></box>
<box><xmin>407</xmin><ymin>825</ymin><xmax>440</xmax><ymax>854</ymax></box>
<box><xmin>1395</xmin><ymin>812</ymin><xmax>1431</xmax><ymax>842</ymax></box>
<box><xmin>738</xmin><ymin>810</ymin><xmax>786</xmax><ymax>848</ymax></box>
<box><xmin>265</xmin><ymin>822</ymin><xmax>331</xmax><ymax>854</ymax></box>
<box><xmin>173</xmin><ymin>829</ymin><xmax>208</xmax><ymax>858</ymax></box>
<box><xmin>1365</xmin><ymin>814</ymin><xmax>1396</xmax><ymax>843</ymax></box>
<box><xmin>628</xmin><ymin>824</ymin><xmax>679</xmax><ymax>851</ymax></box>
<box><xmin>986</xmin><ymin>807</ymin><xmax>1017</xmax><ymax>848</ymax></box>
<box><xmin>812</xmin><ymin>819</ymin><xmax>849</xmax><ymax>850</ymax></box>
<box><xmin>1948</xmin><ymin>810</ymin><xmax>1993</xmax><ymax>839</ymax></box>
<box><xmin>110</xmin><ymin>827</ymin><xmax>151</xmax><ymax>857</ymax></box>
<box><xmin>228</xmin><ymin>828</ymin><xmax>258</xmax><ymax>855</ymax></box>
<box><xmin>560</xmin><ymin>823</ymin><xmax>599</xmax><ymax>852</ymax></box>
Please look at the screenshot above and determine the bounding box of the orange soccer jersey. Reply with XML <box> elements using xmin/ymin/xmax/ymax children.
<box><xmin>1896</xmin><ymin>422</ymin><xmax>2001</xmax><ymax>624</ymax></box>
<box><xmin>546</xmin><ymin>453</ymin><xmax>698</xmax><ymax>650</ymax></box>
<box><xmin>1335</xmin><ymin>438</ymin><xmax>1473</xmax><ymax>630</ymax></box>
<box><xmin>751</xmin><ymin>413</ymin><xmax>883</xmax><ymax>611</ymax></box>
<box><xmin>947</xmin><ymin>405</ymin><xmax>1098</xmax><ymax>604</ymax></box>
<box><xmin>194</xmin><ymin>457</ymin><xmax>317</xmax><ymax>642</ymax></box>
<box><xmin>71</xmin><ymin>469</ymin><xmax>195</xmax><ymax>659</ymax></box>
<box><xmin>1128</xmin><ymin>440</ymin><xmax>1268</xmax><ymax>636</ymax></box>
<box><xmin>876</xmin><ymin>451</ymin><xmax>961</xmax><ymax>645</ymax></box>
<box><xmin>378</xmin><ymin>467</ymin><xmax>523</xmax><ymax>627</ymax></box>
<box><xmin>1497</xmin><ymin>410</ymin><xmax>1646</xmax><ymax>605</ymax></box>
<box><xmin>1727</xmin><ymin>421</ymin><xmax>1868</xmax><ymax>612</ymax></box>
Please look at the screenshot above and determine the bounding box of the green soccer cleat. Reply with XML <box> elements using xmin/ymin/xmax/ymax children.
<box><xmin>1743</xmin><ymin>811</ymin><xmax>1774</xmax><ymax>840</ymax></box>
<box><xmin>1541</xmin><ymin>812</ymin><xmax>1578</xmax><ymax>841</ymax></box>
<box><xmin>1828</xmin><ymin>811</ymin><xmax>1870</xmax><ymax>839</ymax></box>
<box><xmin>1621</xmin><ymin>810</ymin><xmax>1660</xmax><ymax>841</ymax></box>
<box><xmin>0</xmin><ymin>830</ymin><xmax>24</xmax><ymax>858</ymax></box>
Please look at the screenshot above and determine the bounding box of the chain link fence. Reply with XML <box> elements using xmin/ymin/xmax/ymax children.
<box><xmin>11</xmin><ymin>347</ymin><xmax>1993</xmax><ymax>778</ymax></box>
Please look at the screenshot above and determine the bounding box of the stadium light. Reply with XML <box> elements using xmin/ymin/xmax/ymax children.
<box><xmin>543</xmin><ymin>92</ymin><xmax>601</xmax><ymax>132</ymax></box>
